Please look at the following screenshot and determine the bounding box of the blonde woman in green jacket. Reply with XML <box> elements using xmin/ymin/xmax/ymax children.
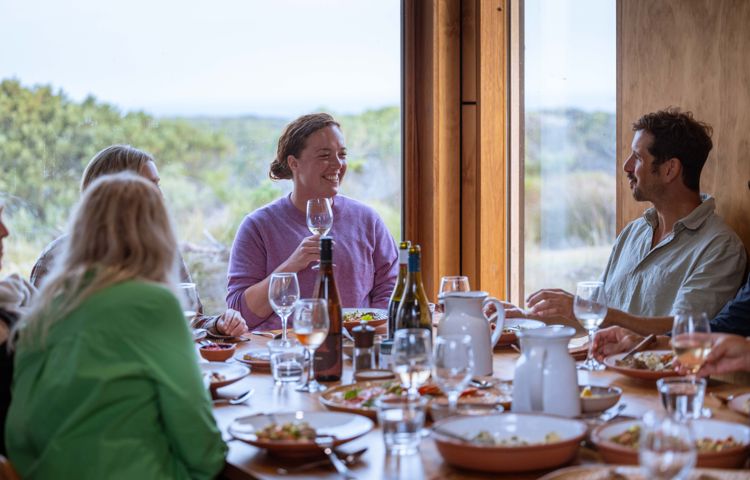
<box><xmin>6</xmin><ymin>172</ymin><xmax>226</xmax><ymax>479</ymax></box>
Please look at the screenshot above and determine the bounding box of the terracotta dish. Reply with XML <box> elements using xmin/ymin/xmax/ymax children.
<box><xmin>199</xmin><ymin>342</ymin><xmax>236</xmax><ymax>362</ymax></box>
<box><xmin>199</xmin><ymin>362</ymin><xmax>249</xmax><ymax>390</ymax></box>
<box><xmin>234</xmin><ymin>350</ymin><xmax>271</xmax><ymax>372</ymax></box>
<box><xmin>603</xmin><ymin>350</ymin><xmax>682</xmax><ymax>380</ymax></box>
<box><xmin>432</xmin><ymin>413</ymin><xmax>587</xmax><ymax>473</ymax></box>
<box><xmin>538</xmin><ymin>465</ymin><xmax>750</xmax><ymax>480</ymax></box>
<box><xmin>592</xmin><ymin>418</ymin><xmax>750</xmax><ymax>468</ymax></box>
<box><xmin>579</xmin><ymin>385</ymin><xmax>622</xmax><ymax>414</ymax></box>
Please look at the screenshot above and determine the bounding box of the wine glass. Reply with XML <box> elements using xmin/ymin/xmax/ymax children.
<box><xmin>307</xmin><ymin>198</ymin><xmax>333</xmax><ymax>270</ymax></box>
<box><xmin>392</xmin><ymin>329</ymin><xmax>433</xmax><ymax>398</ymax></box>
<box><xmin>437</xmin><ymin>276</ymin><xmax>470</xmax><ymax>314</ymax></box>
<box><xmin>268</xmin><ymin>272</ymin><xmax>300</xmax><ymax>343</ymax></box>
<box><xmin>574</xmin><ymin>281</ymin><xmax>608</xmax><ymax>371</ymax></box>
<box><xmin>432</xmin><ymin>334</ymin><xmax>474</xmax><ymax>413</ymax></box>
<box><xmin>293</xmin><ymin>299</ymin><xmax>330</xmax><ymax>393</ymax></box>
<box><xmin>178</xmin><ymin>282</ymin><xmax>199</xmax><ymax>324</ymax></box>
<box><xmin>639</xmin><ymin>411</ymin><xmax>696</xmax><ymax>480</ymax></box>
<box><xmin>671</xmin><ymin>310</ymin><xmax>712</xmax><ymax>379</ymax></box>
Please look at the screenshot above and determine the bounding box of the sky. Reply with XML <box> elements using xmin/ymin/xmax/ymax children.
<box><xmin>0</xmin><ymin>0</ymin><xmax>615</xmax><ymax>118</ymax></box>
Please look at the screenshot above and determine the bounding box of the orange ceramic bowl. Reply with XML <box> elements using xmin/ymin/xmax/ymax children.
<box><xmin>199</xmin><ymin>342</ymin><xmax>236</xmax><ymax>362</ymax></box>
<box><xmin>592</xmin><ymin>418</ymin><xmax>750</xmax><ymax>468</ymax></box>
<box><xmin>432</xmin><ymin>413</ymin><xmax>587</xmax><ymax>473</ymax></box>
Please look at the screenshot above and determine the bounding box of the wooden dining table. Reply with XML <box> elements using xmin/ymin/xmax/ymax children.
<box><xmin>208</xmin><ymin>335</ymin><xmax>750</xmax><ymax>480</ymax></box>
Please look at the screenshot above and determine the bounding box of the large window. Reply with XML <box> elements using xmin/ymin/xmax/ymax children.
<box><xmin>519</xmin><ymin>0</ymin><xmax>616</xmax><ymax>297</ymax></box>
<box><xmin>0</xmin><ymin>0</ymin><xmax>401</xmax><ymax>312</ymax></box>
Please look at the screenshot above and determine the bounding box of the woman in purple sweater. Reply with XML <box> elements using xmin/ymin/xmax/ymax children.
<box><xmin>227</xmin><ymin>113</ymin><xmax>399</xmax><ymax>330</ymax></box>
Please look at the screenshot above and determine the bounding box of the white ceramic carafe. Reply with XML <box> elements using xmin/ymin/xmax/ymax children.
<box><xmin>511</xmin><ymin>325</ymin><xmax>580</xmax><ymax>418</ymax></box>
<box><xmin>436</xmin><ymin>291</ymin><xmax>504</xmax><ymax>376</ymax></box>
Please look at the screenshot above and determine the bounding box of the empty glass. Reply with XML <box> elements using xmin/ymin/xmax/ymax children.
<box><xmin>657</xmin><ymin>377</ymin><xmax>706</xmax><ymax>421</ymax></box>
<box><xmin>178</xmin><ymin>282</ymin><xmax>199</xmax><ymax>324</ymax></box>
<box><xmin>639</xmin><ymin>411</ymin><xmax>696</xmax><ymax>480</ymax></box>
<box><xmin>270</xmin><ymin>342</ymin><xmax>306</xmax><ymax>386</ymax></box>
<box><xmin>376</xmin><ymin>395</ymin><xmax>428</xmax><ymax>456</ymax></box>
<box><xmin>293</xmin><ymin>299</ymin><xmax>330</xmax><ymax>393</ymax></box>
<box><xmin>392</xmin><ymin>329</ymin><xmax>433</xmax><ymax>398</ymax></box>
<box><xmin>268</xmin><ymin>272</ymin><xmax>299</xmax><ymax>343</ymax></box>
<box><xmin>574</xmin><ymin>281</ymin><xmax>608</xmax><ymax>371</ymax></box>
<box><xmin>437</xmin><ymin>276</ymin><xmax>470</xmax><ymax>314</ymax></box>
<box><xmin>432</xmin><ymin>334</ymin><xmax>474</xmax><ymax>413</ymax></box>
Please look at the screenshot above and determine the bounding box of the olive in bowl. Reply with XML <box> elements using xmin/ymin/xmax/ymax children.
<box><xmin>199</xmin><ymin>342</ymin><xmax>236</xmax><ymax>362</ymax></box>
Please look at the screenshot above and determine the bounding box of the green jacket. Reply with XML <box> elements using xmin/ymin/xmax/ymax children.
<box><xmin>6</xmin><ymin>280</ymin><xmax>226</xmax><ymax>479</ymax></box>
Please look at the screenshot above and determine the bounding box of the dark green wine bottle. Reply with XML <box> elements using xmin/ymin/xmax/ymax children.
<box><xmin>394</xmin><ymin>245</ymin><xmax>432</xmax><ymax>334</ymax></box>
<box><xmin>387</xmin><ymin>240</ymin><xmax>411</xmax><ymax>339</ymax></box>
<box><xmin>313</xmin><ymin>237</ymin><xmax>342</xmax><ymax>381</ymax></box>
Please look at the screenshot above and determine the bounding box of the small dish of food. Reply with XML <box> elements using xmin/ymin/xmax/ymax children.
<box><xmin>592</xmin><ymin>418</ymin><xmax>750</xmax><ymax>468</ymax></box>
<box><xmin>227</xmin><ymin>411</ymin><xmax>374</xmax><ymax>458</ymax></box>
<box><xmin>431</xmin><ymin>413</ymin><xmax>587</xmax><ymax>473</ymax></box>
<box><xmin>579</xmin><ymin>385</ymin><xmax>622</xmax><ymax>414</ymax></box>
<box><xmin>603</xmin><ymin>350</ymin><xmax>681</xmax><ymax>380</ymax></box>
<box><xmin>342</xmin><ymin>308</ymin><xmax>388</xmax><ymax>333</ymax></box>
<box><xmin>199</xmin><ymin>342</ymin><xmax>236</xmax><ymax>362</ymax></box>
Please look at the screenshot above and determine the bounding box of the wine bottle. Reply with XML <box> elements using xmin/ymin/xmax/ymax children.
<box><xmin>312</xmin><ymin>236</ymin><xmax>343</xmax><ymax>381</ymax></box>
<box><xmin>395</xmin><ymin>244</ymin><xmax>432</xmax><ymax>335</ymax></box>
<box><xmin>387</xmin><ymin>240</ymin><xmax>411</xmax><ymax>339</ymax></box>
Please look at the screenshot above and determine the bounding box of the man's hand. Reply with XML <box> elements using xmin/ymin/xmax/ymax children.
<box><xmin>281</xmin><ymin>235</ymin><xmax>321</xmax><ymax>272</ymax></box>
<box><xmin>592</xmin><ymin>326</ymin><xmax>644</xmax><ymax>360</ymax></box>
<box><xmin>525</xmin><ymin>288</ymin><xmax>575</xmax><ymax>322</ymax></box>
<box><xmin>500</xmin><ymin>301</ymin><xmax>526</xmax><ymax>319</ymax></box>
<box><xmin>691</xmin><ymin>334</ymin><xmax>750</xmax><ymax>377</ymax></box>
<box><xmin>216</xmin><ymin>309</ymin><xmax>249</xmax><ymax>337</ymax></box>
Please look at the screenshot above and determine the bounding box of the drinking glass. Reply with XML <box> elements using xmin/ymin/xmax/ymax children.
<box><xmin>657</xmin><ymin>377</ymin><xmax>707</xmax><ymax>421</ymax></box>
<box><xmin>574</xmin><ymin>281</ymin><xmax>608</xmax><ymax>371</ymax></box>
<box><xmin>268</xmin><ymin>272</ymin><xmax>300</xmax><ymax>343</ymax></box>
<box><xmin>178</xmin><ymin>282</ymin><xmax>199</xmax><ymax>324</ymax></box>
<box><xmin>293</xmin><ymin>299</ymin><xmax>330</xmax><ymax>393</ymax></box>
<box><xmin>671</xmin><ymin>310</ymin><xmax>712</xmax><ymax>379</ymax></box>
<box><xmin>392</xmin><ymin>329</ymin><xmax>433</xmax><ymax>398</ymax></box>
<box><xmin>432</xmin><ymin>334</ymin><xmax>474</xmax><ymax>413</ymax></box>
<box><xmin>376</xmin><ymin>395</ymin><xmax>428</xmax><ymax>456</ymax></box>
<box><xmin>269</xmin><ymin>342</ymin><xmax>306</xmax><ymax>386</ymax></box>
<box><xmin>639</xmin><ymin>411</ymin><xmax>696</xmax><ymax>480</ymax></box>
<box><xmin>306</xmin><ymin>198</ymin><xmax>333</xmax><ymax>236</ymax></box>
<box><xmin>436</xmin><ymin>276</ymin><xmax>470</xmax><ymax>314</ymax></box>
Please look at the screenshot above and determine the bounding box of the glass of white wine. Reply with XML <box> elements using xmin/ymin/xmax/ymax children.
<box><xmin>306</xmin><ymin>198</ymin><xmax>333</xmax><ymax>270</ymax></box>
<box><xmin>639</xmin><ymin>411</ymin><xmax>696</xmax><ymax>480</ymax></box>
<box><xmin>293</xmin><ymin>298</ymin><xmax>329</xmax><ymax>393</ymax></box>
<box><xmin>671</xmin><ymin>310</ymin><xmax>712</xmax><ymax>379</ymax></box>
<box><xmin>432</xmin><ymin>334</ymin><xmax>474</xmax><ymax>413</ymax></box>
<box><xmin>178</xmin><ymin>282</ymin><xmax>199</xmax><ymax>324</ymax></box>
<box><xmin>268</xmin><ymin>272</ymin><xmax>300</xmax><ymax>344</ymax></box>
<box><xmin>392</xmin><ymin>329</ymin><xmax>433</xmax><ymax>399</ymax></box>
<box><xmin>574</xmin><ymin>281</ymin><xmax>608</xmax><ymax>371</ymax></box>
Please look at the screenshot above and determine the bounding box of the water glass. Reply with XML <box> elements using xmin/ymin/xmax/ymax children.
<box><xmin>657</xmin><ymin>377</ymin><xmax>706</xmax><ymax>421</ymax></box>
<box><xmin>671</xmin><ymin>310</ymin><xmax>711</xmax><ymax>377</ymax></box>
<box><xmin>574</xmin><ymin>281</ymin><xmax>608</xmax><ymax>371</ymax></box>
<box><xmin>376</xmin><ymin>395</ymin><xmax>428</xmax><ymax>456</ymax></box>
<box><xmin>269</xmin><ymin>342</ymin><xmax>306</xmax><ymax>385</ymax></box>
<box><xmin>432</xmin><ymin>334</ymin><xmax>474</xmax><ymax>413</ymax></box>
<box><xmin>639</xmin><ymin>411</ymin><xmax>696</xmax><ymax>480</ymax></box>
<box><xmin>392</xmin><ymin>329</ymin><xmax>433</xmax><ymax>398</ymax></box>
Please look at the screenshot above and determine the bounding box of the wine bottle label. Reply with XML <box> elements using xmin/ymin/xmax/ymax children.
<box><xmin>314</xmin><ymin>332</ymin><xmax>342</xmax><ymax>376</ymax></box>
<box><xmin>398</xmin><ymin>249</ymin><xmax>408</xmax><ymax>264</ymax></box>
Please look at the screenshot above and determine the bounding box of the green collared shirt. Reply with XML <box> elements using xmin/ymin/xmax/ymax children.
<box><xmin>602</xmin><ymin>195</ymin><xmax>746</xmax><ymax>325</ymax></box>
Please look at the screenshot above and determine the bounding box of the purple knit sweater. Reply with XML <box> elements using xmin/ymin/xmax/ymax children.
<box><xmin>227</xmin><ymin>194</ymin><xmax>398</xmax><ymax>330</ymax></box>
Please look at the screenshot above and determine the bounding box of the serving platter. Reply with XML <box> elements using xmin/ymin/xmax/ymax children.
<box><xmin>603</xmin><ymin>350</ymin><xmax>682</xmax><ymax>380</ymax></box>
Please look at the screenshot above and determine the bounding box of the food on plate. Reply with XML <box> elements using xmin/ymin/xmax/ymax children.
<box><xmin>201</xmin><ymin>343</ymin><xmax>234</xmax><ymax>351</ymax></box>
<box><xmin>255</xmin><ymin>421</ymin><xmax>317</xmax><ymax>442</ymax></box>
<box><xmin>472</xmin><ymin>430</ymin><xmax>561</xmax><ymax>446</ymax></box>
<box><xmin>609</xmin><ymin>425</ymin><xmax>741</xmax><ymax>452</ymax></box>
<box><xmin>334</xmin><ymin>382</ymin><xmax>404</xmax><ymax>408</ymax></box>
<box><xmin>207</xmin><ymin>372</ymin><xmax>226</xmax><ymax>383</ymax></box>
<box><xmin>615</xmin><ymin>351</ymin><xmax>674</xmax><ymax>371</ymax></box>
<box><xmin>417</xmin><ymin>384</ymin><xmax>479</xmax><ymax>398</ymax></box>
<box><xmin>343</xmin><ymin>310</ymin><xmax>386</xmax><ymax>323</ymax></box>
<box><xmin>580</xmin><ymin>386</ymin><xmax>593</xmax><ymax>398</ymax></box>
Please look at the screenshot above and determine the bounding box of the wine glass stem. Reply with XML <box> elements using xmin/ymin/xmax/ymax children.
<box><xmin>308</xmin><ymin>348</ymin><xmax>316</xmax><ymax>384</ymax></box>
<box><xmin>586</xmin><ymin>329</ymin><xmax>597</xmax><ymax>364</ymax></box>
<box><xmin>448</xmin><ymin>392</ymin><xmax>459</xmax><ymax>412</ymax></box>
<box><xmin>281</xmin><ymin>313</ymin><xmax>288</xmax><ymax>341</ymax></box>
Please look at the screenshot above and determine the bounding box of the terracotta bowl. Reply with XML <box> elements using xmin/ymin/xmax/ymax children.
<box><xmin>432</xmin><ymin>413</ymin><xmax>587</xmax><ymax>473</ymax></box>
<box><xmin>592</xmin><ymin>418</ymin><xmax>750</xmax><ymax>468</ymax></box>
<box><xmin>199</xmin><ymin>342</ymin><xmax>236</xmax><ymax>362</ymax></box>
<box><xmin>579</xmin><ymin>385</ymin><xmax>622</xmax><ymax>414</ymax></box>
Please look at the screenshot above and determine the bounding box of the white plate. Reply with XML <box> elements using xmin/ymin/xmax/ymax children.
<box><xmin>228</xmin><ymin>411</ymin><xmax>374</xmax><ymax>456</ymax></box>
<box><xmin>728</xmin><ymin>392</ymin><xmax>750</xmax><ymax>417</ymax></box>
<box><xmin>200</xmin><ymin>362</ymin><xmax>249</xmax><ymax>390</ymax></box>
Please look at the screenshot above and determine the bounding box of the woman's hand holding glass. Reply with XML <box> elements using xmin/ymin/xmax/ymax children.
<box><xmin>268</xmin><ymin>273</ymin><xmax>300</xmax><ymax>343</ymax></box>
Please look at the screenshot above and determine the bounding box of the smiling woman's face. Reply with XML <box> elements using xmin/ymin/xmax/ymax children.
<box><xmin>0</xmin><ymin>206</ymin><xmax>9</xmax><ymax>270</ymax></box>
<box><xmin>289</xmin><ymin>125</ymin><xmax>347</xmax><ymax>201</ymax></box>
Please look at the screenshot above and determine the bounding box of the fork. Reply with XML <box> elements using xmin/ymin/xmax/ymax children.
<box><xmin>314</xmin><ymin>436</ymin><xmax>357</xmax><ymax>479</ymax></box>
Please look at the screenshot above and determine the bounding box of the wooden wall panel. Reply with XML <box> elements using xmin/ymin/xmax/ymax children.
<box><xmin>618</xmin><ymin>0</ymin><xmax>750</xmax><ymax>251</ymax></box>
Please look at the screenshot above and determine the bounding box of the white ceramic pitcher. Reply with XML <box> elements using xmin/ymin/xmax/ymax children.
<box><xmin>436</xmin><ymin>291</ymin><xmax>504</xmax><ymax>376</ymax></box>
<box><xmin>511</xmin><ymin>325</ymin><xmax>580</xmax><ymax>418</ymax></box>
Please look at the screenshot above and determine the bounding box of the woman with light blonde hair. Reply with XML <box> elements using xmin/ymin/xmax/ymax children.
<box><xmin>6</xmin><ymin>173</ymin><xmax>226</xmax><ymax>479</ymax></box>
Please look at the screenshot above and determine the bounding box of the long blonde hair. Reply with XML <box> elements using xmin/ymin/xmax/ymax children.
<box><xmin>14</xmin><ymin>172</ymin><xmax>179</xmax><ymax>348</ymax></box>
<box><xmin>80</xmin><ymin>145</ymin><xmax>154</xmax><ymax>192</ymax></box>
